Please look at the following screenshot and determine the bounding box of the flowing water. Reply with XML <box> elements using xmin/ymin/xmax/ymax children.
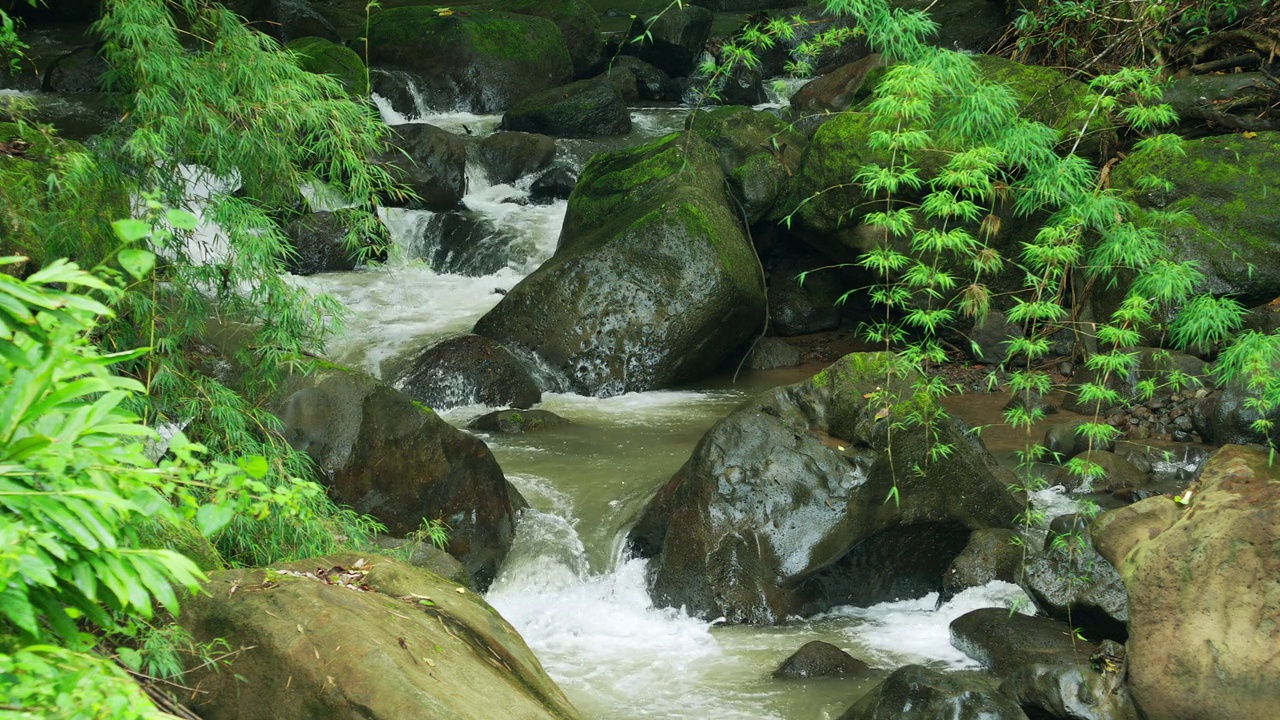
<box><xmin>280</xmin><ymin>91</ymin><xmax>1078</xmax><ymax>718</ymax></box>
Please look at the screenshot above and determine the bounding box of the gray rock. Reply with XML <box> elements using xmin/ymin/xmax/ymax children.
<box><xmin>376</xmin><ymin>123</ymin><xmax>467</xmax><ymax>211</ymax></box>
<box><xmin>391</xmin><ymin>334</ymin><xmax>541</xmax><ymax>412</ymax></box>
<box><xmin>1049</xmin><ymin>450</ymin><xmax>1148</xmax><ymax>494</ymax></box>
<box><xmin>838</xmin><ymin>664</ymin><xmax>1029</xmax><ymax>720</ymax></box>
<box><xmin>283</xmin><ymin>211</ymin><xmax>360</xmax><ymax>275</ymax></box>
<box><xmin>478</xmin><ymin>131</ymin><xmax>556</xmax><ymax>185</ymax></box>
<box><xmin>745</xmin><ymin>337</ymin><xmax>803</xmax><ymax>370</ymax></box>
<box><xmin>502</xmin><ymin>76</ymin><xmax>631</xmax><ymax>138</ymax></box>
<box><xmin>950</xmin><ymin>608</ymin><xmax>1095</xmax><ymax>676</ymax></box>
<box><xmin>1022</xmin><ymin>518</ymin><xmax>1128</xmax><ymax>639</ymax></box>
<box><xmin>470</xmin><ymin>409</ymin><xmax>570</xmax><ymax>434</ymax></box>
<box><xmin>944</xmin><ymin>528</ymin><xmax>1023</xmax><ymax>596</ymax></box>
<box><xmin>628</xmin><ymin>352</ymin><xmax>1022</xmax><ymax>623</ymax></box>
<box><xmin>1000</xmin><ymin>662</ymin><xmax>1139</xmax><ymax>720</ymax></box>
<box><xmin>621</xmin><ymin>4</ymin><xmax>713</xmax><ymax>77</ymax></box>
<box><xmin>773</xmin><ymin>641</ymin><xmax>869</xmax><ymax>679</ymax></box>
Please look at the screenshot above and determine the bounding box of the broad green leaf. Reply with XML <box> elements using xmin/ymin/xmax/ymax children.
<box><xmin>195</xmin><ymin>502</ymin><xmax>235</xmax><ymax>536</ymax></box>
<box><xmin>118</xmin><ymin>248</ymin><xmax>156</xmax><ymax>280</ymax></box>
<box><xmin>112</xmin><ymin>218</ymin><xmax>152</xmax><ymax>244</ymax></box>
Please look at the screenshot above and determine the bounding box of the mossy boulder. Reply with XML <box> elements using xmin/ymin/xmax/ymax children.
<box><xmin>970</xmin><ymin>54</ymin><xmax>1112</xmax><ymax>158</ymax></box>
<box><xmin>1111</xmin><ymin>131</ymin><xmax>1280</xmax><ymax>307</ymax></box>
<box><xmin>491</xmin><ymin>0</ymin><xmax>605</xmax><ymax>78</ymax></box>
<box><xmin>1120</xmin><ymin>445</ymin><xmax>1280</xmax><ymax>720</ymax></box>
<box><xmin>501</xmin><ymin>76</ymin><xmax>631</xmax><ymax>138</ymax></box>
<box><xmin>287</xmin><ymin>36</ymin><xmax>367</xmax><ymax>95</ymax></box>
<box><xmin>179</xmin><ymin>553</ymin><xmax>581</xmax><ymax>720</ymax></box>
<box><xmin>474</xmin><ymin>132</ymin><xmax>766</xmax><ymax>396</ymax></box>
<box><xmin>366</xmin><ymin>8</ymin><xmax>573</xmax><ymax>113</ymax></box>
<box><xmin>470</xmin><ymin>409</ymin><xmax>570</xmax><ymax>434</ymax></box>
<box><xmin>627</xmin><ymin>352</ymin><xmax>1022</xmax><ymax>623</ymax></box>
<box><xmin>689</xmin><ymin>105</ymin><xmax>805</xmax><ymax>224</ymax></box>
<box><xmin>0</xmin><ymin>122</ymin><xmax>127</xmax><ymax>275</ymax></box>
<box><xmin>273</xmin><ymin>368</ymin><xmax>523</xmax><ymax>588</ymax></box>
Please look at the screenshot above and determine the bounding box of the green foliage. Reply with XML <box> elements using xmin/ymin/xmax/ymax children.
<box><xmin>408</xmin><ymin>518</ymin><xmax>451</xmax><ymax>551</ymax></box>
<box><xmin>0</xmin><ymin>250</ymin><xmax>324</xmax><ymax>716</ymax></box>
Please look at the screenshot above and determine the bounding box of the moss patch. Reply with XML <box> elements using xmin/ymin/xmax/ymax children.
<box><xmin>287</xmin><ymin>36</ymin><xmax>368</xmax><ymax>95</ymax></box>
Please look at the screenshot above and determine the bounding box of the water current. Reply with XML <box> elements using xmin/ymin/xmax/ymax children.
<box><xmin>283</xmin><ymin>86</ymin><xmax>1076</xmax><ymax>719</ymax></box>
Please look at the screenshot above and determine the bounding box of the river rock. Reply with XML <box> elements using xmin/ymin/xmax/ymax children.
<box><xmin>478</xmin><ymin>131</ymin><xmax>556</xmax><ymax>185</ymax></box>
<box><xmin>491</xmin><ymin>0</ymin><xmax>605</xmax><ymax>78</ymax></box>
<box><xmin>603</xmin><ymin>55</ymin><xmax>676</xmax><ymax>101</ymax></box>
<box><xmin>893</xmin><ymin>0</ymin><xmax>1011</xmax><ymax>53</ymax></box>
<box><xmin>1040</xmin><ymin>420</ymin><xmax>1115</xmax><ymax>464</ymax></box>
<box><xmin>1049</xmin><ymin>450</ymin><xmax>1148</xmax><ymax>494</ymax></box>
<box><xmin>376</xmin><ymin>123</ymin><xmax>467</xmax><ymax>211</ymax></box>
<box><xmin>273</xmin><ymin>368</ymin><xmax>522</xmax><ymax>588</ymax></box>
<box><xmin>773</xmin><ymin>641</ymin><xmax>869</xmax><ymax>679</ymax></box>
<box><xmin>685</xmin><ymin>61</ymin><xmax>766</xmax><ymax>107</ymax></box>
<box><xmin>41</xmin><ymin>43</ymin><xmax>106</xmax><ymax>93</ymax></box>
<box><xmin>943</xmin><ymin>528</ymin><xmax>1023</xmax><ymax>596</ymax></box>
<box><xmin>530</xmin><ymin>166</ymin><xmax>577</xmax><ymax>203</ymax></box>
<box><xmin>474</xmin><ymin>131</ymin><xmax>766</xmax><ymax>396</ymax></box>
<box><xmin>1111</xmin><ymin>132</ymin><xmax>1280</xmax><ymax>308</ymax></box>
<box><xmin>1022</xmin><ymin>517</ymin><xmax>1128</xmax><ymax>640</ymax></box>
<box><xmin>744</xmin><ymin>337</ymin><xmax>803</xmax><ymax>370</ymax></box>
<box><xmin>838</xmin><ymin>664</ymin><xmax>1030</xmax><ymax>720</ymax></box>
<box><xmin>366</xmin><ymin>8</ymin><xmax>572</xmax><ymax>113</ymax></box>
<box><xmin>766</xmin><ymin>252</ymin><xmax>843</xmax><ymax>336</ymax></box>
<box><xmin>470</xmin><ymin>409</ymin><xmax>570</xmax><ymax>434</ymax></box>
<box><xmin>950</xmin><ymin>608</ymin><xmax>1095</xmax><ymax>676</ymax></box>
<box><xmin>621</xmin><ymin>4</ymin><xmax>713</xmax><ymax>78</ymax></box>
<box><xmin>391</xmin><ymin>334</ymin><xmax>541</xmax><ymax>411</ymax></box>
<box><xmin>372</xmin><ymin>536</ymin><xmax>469</xmax><ymax>584</ymax></box>
<box><xmin>179</xmin><ymin>553</ymin><xmax>581</xmax><ymax>720</ymax></box>
<box><xmin>1120</xmin><ymin>444</ymin><xmax>1280</xmax><ymax>720</ymax></box>
<box><xmin>1192</xmin><ymin>379</ymin><xmax>1280</xmax><ymax>446</ymax></box>
<box><xmin>286</xmin><ymin>36</ymin><xmax>367</xmax><ymax>95</ymax></box>
<box><xmin>502</xmin><ymin>76</ymin><xmax>631</xmax><ymax>138</ymax></box>
<box><xmin>689</xmin><ymin>105</ymin><xmax>805</xmax><ymax>225</ymax></box>
<box><xmin>1060</xmin><ymin>347</ymin><xmax>1206</xmax><ymax>414</ymax></box>
<box><xmin>282</xmin><ymin>210</ymin><xmax>360</xmax><ymax>275</ymax></box>
<box><xmin>225</xmin><ymin>0</ymin><xmax>340</xmax><ymax>42</ymax></box>
<box><xmin>628</xmin><ymin>352</ymin><xmax>1022</xmax><ymax>623</ymax></box>
<box><xmin>789</xmin><ymin>54</ymin><xmax>884</xmax><ymax>115</ymax></box>
<box><xmin>965</xmin><ymin>309</ymin><xmax>1023</xmax><ymax>364</ymax></box>
<box><xmin>1000</xmin><ymin>662</ymin><xmax>1139</xmax><ymax>720</ymax></box>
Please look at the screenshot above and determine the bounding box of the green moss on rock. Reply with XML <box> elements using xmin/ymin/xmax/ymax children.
<box><xmin>287</xmin><ymin>36</ymin><xmax>368</xmax><ymax>95</ymax></box>
<box><xmin>970</xmin><ymin>55</ymin><xmax>1112</xmax><ymax>156</ymax></box>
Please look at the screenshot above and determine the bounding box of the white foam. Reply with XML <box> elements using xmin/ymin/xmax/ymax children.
<box><xmin>821</xmin><ymin>581</ymin><xmax>1034</xmax><ymax>670</ymax></box>
<box><xmin>536</xmin><ymin>390</ymin><xmax>745</xmax><ymax>426</ymax></box>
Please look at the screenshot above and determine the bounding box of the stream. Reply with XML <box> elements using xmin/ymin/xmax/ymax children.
<box><xmin>287</xmin><ymin>95</ymin><xmax>1072</xmax><ymax>719</ymax></box>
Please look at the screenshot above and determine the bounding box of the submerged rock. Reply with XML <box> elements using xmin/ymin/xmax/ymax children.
<box><xmin>273</xmin><ymin>367</ymin><xmax>522</xmax><ymax>588</ymax></box>
<box><xmin>773</xmin><ymin>641</ymin><xmax>869</xmax><ymax>679</ymax></box>
<box><xmin>474</xmin><ymin>131</ymin><xmax>765</xmax><ymax>396</ymax></box>
<box><xmin>628</xmin><ymin>352</ymin><xmax>1022</xmax><ymax>623</ymax></box>
<box><xmin>838</xmin><ymin>664</ymin><xmax>1029</xmax><ymax>720</ymax></box>
<box><xmin>1120</xmin><ymin>444</ymin><xmax>1280</xmax><ymax>720</ymax></box>
<box><xmin>179</xmin><ymin>553</ymin><xmax>581</xmax><ymax>720</ymax></box>
<box><xmin>470</xmin><ymin>409</ymin><xmax>570</xmax><ymax>434</ymax></box>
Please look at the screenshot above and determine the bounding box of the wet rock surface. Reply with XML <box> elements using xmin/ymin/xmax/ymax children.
<box><xmin>390</xmin><ymin>334</ymin><xmax>542</xmax><ymax>412</ymax></box>
<box><xmin>950</xmin><ymin>608</ymin><xmax>1096</xmax><ymax>676</ymax></box>
<box><xmin>773</xmin><ymin>641</ymin><xmax>870</xmax><ymax>679</ymax></box>
<box><xmin>839</xmin><ymin>664</ymin><xmax>1029</xmax><ymax>720</ymax></box>
<box><xmin>273</xmin><ymin>367</ymin><xmax>522</xmax><ymax>588</ymax></box>
<box><xmin>628</xmin><ymin>352</ymin><xmax>1022</xmax><ymax>623</ymax></box>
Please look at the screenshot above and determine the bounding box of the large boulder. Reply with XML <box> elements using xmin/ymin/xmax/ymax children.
<box><xmin>1021</xmin><ymin>518</ymin><xmax>1129</xmax><ymax>641</ymax></box>
<box><xmin>838</xmin><ymin>664</ymin><xmax>1029</xmax><ymax>720</ymax></box>
<box><xmin>473</xmin><ymin>132</ymin><xmax>766</xmax><ymax>396</ymax></box>
<box><xmin>1119</xmin><ymin>444</ymin><xmax>1280</xmax><ymax>720</ymax></box>
<box><xmin>1111</xmin><ymin>131</ymin><xmax>1280</xmax><ymax>308</ymax></box>
<box><xmin>366</xmin><ymin>8</ymin><xmax>573</xmax><ymax>113</ymax></box>
<box><xmin>627</xmin><ymin>352</ymin><xmax>1023</xmax><ymax>623</ymax></box>
<box><xmin>688</xmin><ymin>105</ymin><xmax>805</xmax><ymax>224</ymax></box>
<box><xmin>273</xmin><ymin>368</ymin><xmax>522</xmax><ymax>587</ymax></box>
<box><xmin>179</xmin><ymin>553</ymin><xmax>580</xmax><ymax>720</ymax></box>
<box><xmin>501</xmin><ymin>76</ymin><xmax>631</xmax><ymax>138</ymax></box>
<box><xmin>376</xmin><ymin>123</ymin><xmax>467</xmax><ymax>211</ymax></box>
<box><xmin>491</xmin><ymin>0</ymin><xmax>605</xmax><ymax>78</ymax></box>
<box><xmin>389</xmin><ymin>334</ymin><xmax>542</xmax><ymax>411</ymax></box>
<box><xmin>621</xmin><ymin>4</ymin><xmax>714</xmax><ymax>78</ymax></box>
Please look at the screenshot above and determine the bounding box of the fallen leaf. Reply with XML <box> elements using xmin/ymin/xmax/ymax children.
<box><xmin>455</xmin><ymin>587</ymin><xmax>466</xmax><ymax>594</ymax></box>
<box><xmin>1243</xmin><ymin>131</ymin><xmax>1258</xmax><ymax>139</ymax></box>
